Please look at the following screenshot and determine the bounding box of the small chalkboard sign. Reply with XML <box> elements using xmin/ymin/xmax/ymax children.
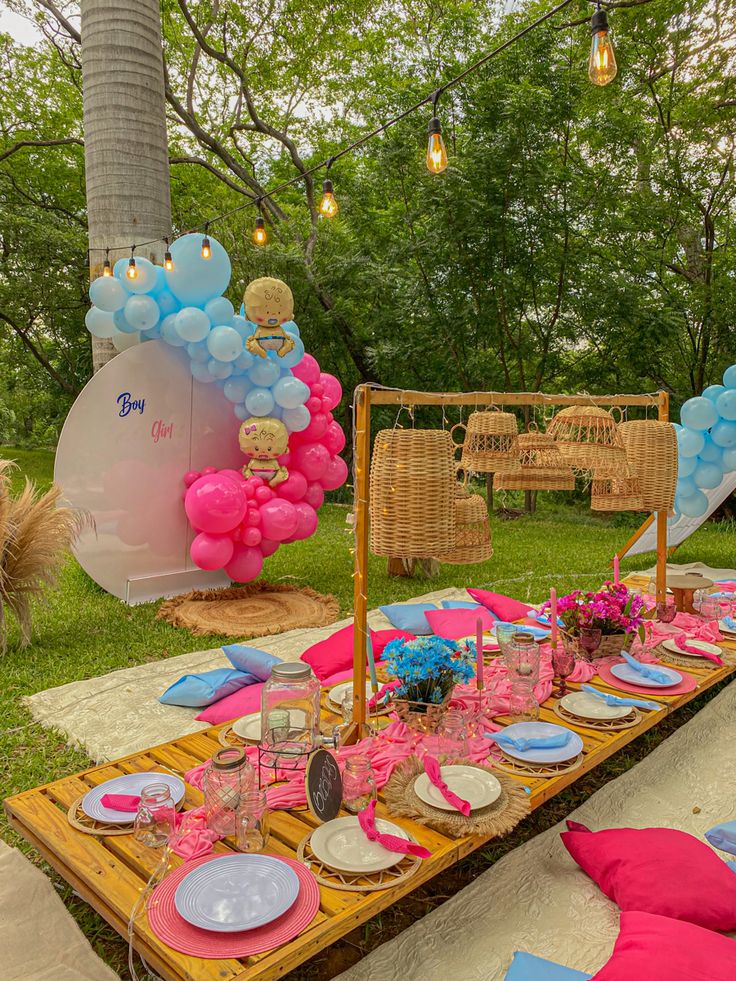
<box><xmin>305</xmin><ymin>749</ymin><xmax>342</xmax><ymax>823</ymax></box>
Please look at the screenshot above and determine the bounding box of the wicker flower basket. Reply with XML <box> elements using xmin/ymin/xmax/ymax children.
<box><xmin>547</xmin><ymin>406</ymin><xmax>626</xmax><ymax>475</ymax></box>
<box><xmin>370</xmin><ymin>429</ymin><xmax>455</xmax><ymax>558</ymax></box>
<box><xmin>390</xmin><ymin>690</ymin><xmax>453</xmax><ymax>733</ymax></box>
<box><xmin>452</xmin><ymin>411</ymin><xmax>521</xmax><ymax>475</ymax></box>
<box><xmin>591</xmin><ymin>471</ymin><xmax>646</xmax><ymax>512</ymax></box>
<box><xmin>618</xmin><ymin>420</ymin><xmax>678</xmax><ymax>512</ymax></box>
<box><xmin>560</xmin><ymin>629</ymin><xmax>634</xmax><ymax>659</ymax></box>
<box><xmin>495</xmin><ymin>429</ymin><xmax>575</xmax><ymax>491</ymax></box>
<box><xmin>436</xmin><ymin>493</ymin><xmax>493</xmax><ymax>565</ymax></box>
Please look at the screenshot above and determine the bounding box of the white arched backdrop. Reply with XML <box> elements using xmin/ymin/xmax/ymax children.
<box><xmin>55</xmin><ymin>341</ymin><xmax>242</xmax><ymax>603</ymax></box>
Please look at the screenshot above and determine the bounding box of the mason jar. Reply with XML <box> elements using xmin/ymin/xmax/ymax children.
<box><xmin>203</xmin><ymin>747</ymin><xmax>254</xmax><ymax>836</ymax></box>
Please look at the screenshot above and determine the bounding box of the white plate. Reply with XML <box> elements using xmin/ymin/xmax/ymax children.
<box><xmin>174</xmin><ymin>854</ymin><xmax>299</xmax><ymax>932</ymax></box>
<box><xmin>232</xmin><ymin>712</ymin><xmax>261</xmax><ymax>741</ymax></box>
<box><xmin>413</xmin><ymin>765</ymin><xmax>501</xmax><ymax>812</ymax></box>
<box><xmin>661</xmin><ymin>638</ymin><xmax>723</xmax><ymax>658</ymax></box>
<box><xmin>719</xmin><ymin>619</ymin><xmax>736</xmax><ymax>637</ymax></box>
<box><xmin>327</xmin><ymin>680</ymin><xmax>373</xmax><ymax>710</ymax></box>
<box><xmin>610</xmin><ymin>662</ymin><xmax>682</xmax><ymax>688</ymax></box>
<box><xmin>310</xmin><ymin>816</ymin><xmax>410</xmax><ymax>873</ymax></box>
<box><xmin>560</xmin><ymin>691</ymin><xmax>629</xmax><ymax>721</ymax></box>
<box><xmin>495</xmin><ymin>721</ymin><xmax>584</xmax><ymax>764</ymax></box>
<box><xmin>81</xmin><ymin>772</ymin><xmax>185</xmax><ymax>825</ymax></box>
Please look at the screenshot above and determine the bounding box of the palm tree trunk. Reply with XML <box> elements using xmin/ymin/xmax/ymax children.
<box><xmin>80</xmin><ymin>0</ymin><xmax>172</xmax><ymax>372</ymax></box>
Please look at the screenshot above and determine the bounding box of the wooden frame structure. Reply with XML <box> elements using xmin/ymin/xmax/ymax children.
<box><xmin>351</xmin><ymin>386</ymin><xmax>671</xmax><ymax>731</ymax></box>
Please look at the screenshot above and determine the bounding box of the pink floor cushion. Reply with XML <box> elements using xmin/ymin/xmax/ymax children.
<box><xmin>467</xmin><ymin>588</ymin><xmax>533</xmax><ymax>622</ymax></box>
<box><xmin>425</xmin><ymin>606</ymin><xmax>496</xmax><ymax>640</ymax></box>
<box><xmin>591</xmin><ymin>911</ymin><xmax>736</xmax><ymax>980</ymax></box>
<box><xmin>562</xmin><ymin>821</ymin><xmax>736</xmax><ymax>931</ymax></box>
<box><xmin>195</xmin><ymin>681</ymin><xmax>265</xmax><ymax>724</ymax></box>
<box><xmin>300</xmin><ymin>624</ymin><xmax>414</xmax><ymax>681</ymax></box>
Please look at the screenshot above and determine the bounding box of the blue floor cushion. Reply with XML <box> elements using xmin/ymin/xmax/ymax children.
<box><xmin>504</xmin><ymin>951</ymin><xmax>592</xmax><ymax>980</ymax></box>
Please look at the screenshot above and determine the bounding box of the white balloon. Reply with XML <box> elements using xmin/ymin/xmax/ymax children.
<box><xmin>281</xmin><ymin>405</ymin><xmax>311</xmax><ymax>432</ymax></box>
<box><xmin>111</xmin><ymin>331</ymin><xmax>141</xmax><ymax>352</ymax></box>
<box><xmin>85</xmin><ymin>306</ymin><xmax>119</xmax><ymax>339</ymax></box>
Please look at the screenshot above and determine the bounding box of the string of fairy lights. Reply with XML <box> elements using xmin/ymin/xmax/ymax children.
<box><xmin>98</xmin><ymin>0</ymin><xmax>618</xmax><ymax>280</ymax></box>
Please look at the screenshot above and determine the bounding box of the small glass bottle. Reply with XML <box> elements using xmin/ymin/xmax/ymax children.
<box><xmin>236</xmin><ymin>789</ymin><xmax>270</xmax><ymax>853</ymax></box>
<box><xmin>133</xmin><ymin>783</ymin><xmax>176</xmax><ymax>848</ymax></box>
<box><xmin>341</xmin><ymin>756</ymin><xmax>377</xmax><ymax>814</ymax></box>
<box><xmin>203</xmin><ymin>747</ymin><xmax>254</xmax><ymax>836</ymax></box>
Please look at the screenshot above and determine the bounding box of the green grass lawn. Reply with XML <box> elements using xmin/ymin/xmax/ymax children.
<box><xmin>1</xmin><ymin>444</ymin><xmax>735</xmax><ymax>978</ymax></box>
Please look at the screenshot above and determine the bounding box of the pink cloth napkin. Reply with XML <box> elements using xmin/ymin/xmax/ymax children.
<box><xmin>100</xmin><ymin>793</ymin><xmax>140</xmax><ymax>812</ymax></box>
<box><xmin>424</xmin><ymin>756</ymin><xmax>471</xmax><ymax>816</ymax></box>
<box><xmin>674</xmin><ymin>633</ymin><xmax>723</xmax><ymax>665</ymax></box>
<box><xmin>368</xmin><ymin>680</ymin><xmax>402</xmax><ymax>709</ymax></box>
<box><xmin>169</xmin><ymin>806</ymin><xmax>221</xmax><ymax>859</ymax></box>
<box><xmin>357</xmin><ymin>799</ymin><xmax>431</xmax><ymax>858</ymax></box>
<box><xmin>643</xmin><ymin>615</ymin><xmax>722</xmax><ymax>649</ymax></box>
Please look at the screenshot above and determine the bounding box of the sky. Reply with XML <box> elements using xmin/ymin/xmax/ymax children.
<box><xmin>0</xmin><ymin>6</ymin><xmax>43</xmax><ymax>45</ymax></box>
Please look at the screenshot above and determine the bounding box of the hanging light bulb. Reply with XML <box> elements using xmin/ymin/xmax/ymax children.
<box><xmin>589</xmin><ymin>3</ymin><xmax>617</xmax><ymax>86</ymax></box>
<box><xmin>164</xmin><ymin>237</ymin><xmax>174</xmax><ymax>271</ymax></box>
<box><xmin>319</xmin><ymin>159</ymin><xmax>339</xmax><ymax>217</ymax></box>
<box><xmin>102</xmin><ymin>249</ymin><xmax>112</xmax><ymax>277</ymax></box>
<box><xmin>426</xmin><ymin>91</ymin><xmax>448</xmax><ymax>174</ymax></box>
<box><xmin>201</xmin><ymin>225</ymin><xmax>212</xmax><ymax>259</ymax></box>
<box><xmin>126</xmin><ymin>247</ymin><xmax>138</xmax><ymax>280</ymax></box>
<box><xmin>252</xmin><ymin>216</ymin><xmax>268</xmax><ymax>246</ymax></box>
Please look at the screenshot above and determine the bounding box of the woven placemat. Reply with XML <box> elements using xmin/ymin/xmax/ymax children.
<box><xmin>655</xmin><ymin>643</ymin><xmax>735</xmax><ymax>670</ymax></box>
<box><xmin>553</xmin><ymin>702</ymin><xmax>642</xmax><ymax>731</ymax></box>
<box><xmin>383</xmin><ymin>758</ymin><xmax>530</xmax><ymax>839</ymax></box>
<box><xmin>157</xmin><ymin>581</ymin><xmax>339</xmax><ymax>637</ymax></box>
<box><xmin>67</xmin><ymin>796</ymin><xmax>133</xmax><ymax>836</ymax></box>
<box><xmin>296</xmin><ymin>831</ymin><xmax>422</xmax><ymax>892</ymax></box>
<box><xmin>491</xmin><ymin>752</ymin><xmax>585</xmax><ymax>780</ymax></box>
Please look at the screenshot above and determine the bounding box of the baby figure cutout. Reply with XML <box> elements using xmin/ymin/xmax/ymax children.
<box><xmin>239</xmin><ymin>416</ymin><xmax>290</xmax><ymax>487</ymax></box>
<box><xmin>244</xmin><ymin>277</ymin><xmax>296</xmax><ymax>359</ymax></box>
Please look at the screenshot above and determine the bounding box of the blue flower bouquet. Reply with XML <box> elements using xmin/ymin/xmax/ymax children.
<box><xmin>385</xmin><ymin>636</ymin><xmax>475</xmax><ymax>728</ymax></box>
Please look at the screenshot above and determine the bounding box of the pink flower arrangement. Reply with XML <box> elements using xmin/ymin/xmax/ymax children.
<box><xmin>542</xmin><ymin>582</ymin><xmax>646</xmax><ymax>640</ymax></box>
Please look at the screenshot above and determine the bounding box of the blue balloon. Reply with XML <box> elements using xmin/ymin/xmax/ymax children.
<box><xmin>85</xmin><ymin>306</ymin><xmax>119</xmax><ymax>339</ymax></box>
<box><xmin>123</xmin><ymin>256</ymin><xmax>158</xmax><ymax>295</ymax></box>
<box><xmin>679</xmin><ymin>489</ymin><xmax>709</xmax><ymax>518</ymax></box>
<box><xmin>156</xmin><ymin>290</ymin><xmax>179</xmax><ymax>317</ymax></box>
<box><xmin>161</xmin><ymin>312</ymin><xmax>187</xmax><ymax>347</ymax></box>
<box><xmin>89</xmin><ymin>275</ymin><xmax>128</xmax><ymax>313</ymax></box>
<box><xmin>164</xmin><ymin>233</ymin><xmax>231</xmax><ymax>306</ymax></box>
<box><xmin>668</xmin><ymin>512</ymin><xmax>681</xmax><ymax>527</ymax></box>
<box><xmin>678</xmin><ymin>454</ymin><xmax>697</xmax><ymax>478</ymax></box>
<box><xmin>143</xmin><ymin>322</ymin><xmax>161</xmax><ymax>340</ymax></box>
<box><xmin>702</xmin><ymin>384</ymin><xmax>727</xmax><ymax>404</ymax></box>
<box><xmin>716</xmin><ymin>389</ymin><xmax>736</xmax><ymax>421</ymax></box>
<box><xmin>273</xmin><ymin>375</ymin><xmax>309</xmax><ymax>409</ymax></box>
<box><xmin>224</xmin><ymin>377</ymin><xmax>252</xmax><ymax>403</ymax></box>
<box><xmin>692</xmin><ymin>461</ymin><xmax>722</xmax><ymax>490</ymax></box>
<box><xmin>233</xmin><ymin>350</ymin><xmax>255</xmax><ymax>372</ymax></box>
<box><xmin>282</xmin><ymin>405</ymin><xmax>311</xmax><ymax>432</ymax></box>
<box><xmin>245</xmin><ymin>387</ymin><xmax>275</xmax><ymax>416</ymax></box>
<box><xmin>175</xmin><ymin>307</ymin><xmax>210</xmax><ymax>343</ymax></box>
<box><xmin>723</xmin><ymin>364</ymin><xmax>736</xmax><ymax>388</ymax></box>
<box><xmin>231</xmin><ymin>315</ymin><xmax>253</xmax><ymax>341</ymax></box>
<box><xmin>234</xmin><ymin>403</ymin><xmax>250</xmax><ymax>420</ymax></box>
<box><xmin>148</xmin><ymin>265</ymin><xmax>168</xmax><ymax>296</ymax></box>
<box><xmin>191</xmin><ymin>360</ymin><xmax>216</xmax><ymax>383</ymax></box>
<box><xmin>676</xmin><ymin>475</ymin><xmax>696</xmax><ymax>497</ymax></box>
<box><xmin>711</xmin><ymin>420</ymin><xmax>736</xmax><ymax>448</ymax></box>
<box><xmin>207</xmin><ymin>325</ymin><xmax>242</xmax><ymax>363</ymax></box>
<box><xmin>277</xmin><ymin>336</ymin><xmax>305</xmax><ymax>369</ymax></box>
<box><xmin>248</xmin><ymin>359</ymin><xmax>281</xmax><ymax>387</ymax></box>
<box><xmin>113</xmin><ymin>257</ymin><xmax>129</xmax><ymax>281</ymax></box>
<box><xmin>207</xmin><ymin>358</ymin><xmax>232</xmax><ymax>380</ymax></box>
<box><xmin>723</xmin><ymin>447</ymin><xmax>736</xmax><ymax>472</ymax></box>
<box><xmin>187</xmin><ymin>340</ymin><xmax>210</xmax><ymax>363</ymax></box>
<box><xmin>113</xmin><ymin>309</ymin><xmax>139</xmax><ymax>334</ymax></box>
<box><xmin>698</xmin><ymin>433</ymin><xmax>723</xmax><ymax>464</ymax></box>
<box><xmin>283</xmin><ymin>320</ymin><xmax>300</xmax><ymax>337</ymax></box>
<box><xmin>680</xmin><ymin>396</ymin><xmax>718</xmax><ymax>431</ymax></box>
<box><xmin>677</xmin><ymin>426</ymin><xmax>704</xmax><ymax>458</ymax></box>
<box><xmin>205</xmin><ymin>296</ymin><xmax>235</xmax><ymax>325</ymax></box>
<box><xmin>124</xmin><ymin>294</ymin><xmax>159</xmax><ymax>331</ymax></box>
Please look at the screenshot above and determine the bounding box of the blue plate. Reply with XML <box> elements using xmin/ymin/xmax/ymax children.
<box><xmin>493</xmin><ymin>621</ymin><xmax>550</xmax><ymax>641</ymax></box>
<box><xmin>610</xmin><ymin>662</ymin><xmax>682</xmax><ymax>688</ymax></box>
<box><xmin>495</xmin><ymin>721</ymin><xmax>583</xmax><ymax>764</ymax></box>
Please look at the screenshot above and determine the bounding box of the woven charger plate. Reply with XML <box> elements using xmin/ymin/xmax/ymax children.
<box><xmin>296</xmin><ymin>829</ymin><xmax>423</xmax><ymax>892</ymax></box>
<box><xmin>492</xmin><ymin>751</ymin><xmax>585</xmax><ymax>780</ymax></box>
<box><xmin>553</xmin><ymin>702</ymin><xmax>642</xmax><ymax>731</ymax></box>
<box><xmin>157</xmin><ymin>581</ymin><xmax>339</xmax><ymax>638</ymax></box>
<box><xmin>383</xmin><ymin>758</ymin><xmax>530</xmax><ymax>839</ymax></box>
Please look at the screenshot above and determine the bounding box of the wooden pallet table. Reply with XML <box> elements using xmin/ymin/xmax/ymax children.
<box><xmin>6</xmin><ymin>629</ymin><xmax>736</xmax><ymax>980</ymax></box>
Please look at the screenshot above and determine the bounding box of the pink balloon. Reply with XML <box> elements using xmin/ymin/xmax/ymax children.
<box><xmin>219</xmin><ymin>468</ymin><xmax>245</xmax><ymax>483</ymax></box>
<box><xmin>291</xmin><ymin>353</ymin><xmax>320</xmax><ymax>385</ymax></box>
<box><xmin>276</xmin><ymin>471</ymin><xmax>308</xmax><ymax>502</ymax></box>
<box><xmin>285</xmin><ymin>502</ymin><xmax>318</xmax><ymax>542</ymax></box>
<box><xmin>185</xmin><ymin>474</ymin><xmax>247</xmax><ymax>534</ymax></box>
<box><xmin>243</xmin><ymin>482</ymin><xmax>255</xmax><ymax>499</ymax></box>
<box><xmin>302</xmin><ymin>412</ymin><xmax>329</xmax><ymax>441</ymax></box>
<box><xmin>278</xmin><ymin>452</ymin><xmax>291</xmax><ymax>467</ymax></box>
<box><xmin>319</xmin><ymin>373</ymin><xmax>343</xmax><ymax>410</ymax></box>
<box><xmin>255</xmin><ymin>485</ymin><xmax>274</xmax><ymax>503</ymax></box>
<box><xmin>201</xmin><ymin>466</ymin><xmax>218</xmax><ymax>475</ymax></box>
<box><xmin>323</xmin><ymin>420</ymin><xmax>347</xmax><ymax>456</ymax></box>
<box><xmin>183</xmin><ymin>470</ymin><xmax>200</xmax><ymax>488</ymax></box>
<box><xmin>243</xmin><ymin>527</ymin><xmax>263</xmax><ymax>547</ymax></box>
<box><xmin>306</xmin><ymin>396</ymin><xmax>322</xmax><ymax>414</ymax></box>
<box><xmin>191</xmin><ymin>532</ymin><xmax>234</xmax><ymax>570</ymax></box>
<box><xmin>246</xmin><ymin>508</ymin><xmax>261</xmax><ymax>527</ymax></box>
<box><xmin>260</xmin><ymin>498</ymin><xmax>299</xmax><ymax>541</ymax></box>
<box><xmin>320</xmin><ymin>398</ymin><xmax>333</xmax><ymax>414</ymax></box>
<box><xmin>232</xmin><ymin>526</ymin><xmax>243</xmax><ymax>543</ymax></box>
<box><xmin>320</xmin><ymin>455</ymin><xmax>348</xmax><ymax>491</ymax></box>
<box><xmin>260</xmin><ymin>537</ymin><xmax>279</xmax><ymax>557</ymax></box>
<box><xmin>291</xmin><ymin>442</ymin><xmax>330</xmax><ymax>481</ymax></box>
<box><xmin>311</xmin><ymin>382</ymin><xmax>324</xmax><ymax>398</ymax></box>
<box><xmin>304</xmin><ymin>482</ymin><xmax>325</xmax><ymax>510</ymax></box>
<box><xmin>225</xmin><ymin>544</ymin><xmax>263</xmax><ymax>582</ymax></box>
<box><xmin>247</xmin><ymin>476</ymin><xmax>264</xmax><ymax>490</ymax></box>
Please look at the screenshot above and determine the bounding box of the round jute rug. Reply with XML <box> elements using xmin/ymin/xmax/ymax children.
<box><xmin>157</xmin><ymin>582</ymin><xmax>340</xmax><ymax>638</ymax></box>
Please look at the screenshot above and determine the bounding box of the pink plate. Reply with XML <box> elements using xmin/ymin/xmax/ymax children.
<box><xmin>596</xmin><ymin>661</ymin><xmax>697</xmax><ymax>697</ymax></box>
<box><xmin>147</xmin><ymin>853</ymin><xmax>319</xmax><ymax>958</ymax></box>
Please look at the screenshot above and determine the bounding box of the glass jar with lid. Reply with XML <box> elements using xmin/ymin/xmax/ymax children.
<box><xmin>260</xmin><ymin>662</ymin><xmax>321</xmax><ymax>754</ymax></box>
<box><xmin>203</xmin><ymin>747</ymin><xmax>254</xmax><ymax>836</ymax></box>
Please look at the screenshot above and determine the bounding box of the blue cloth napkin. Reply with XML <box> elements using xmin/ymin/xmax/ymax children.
<box><xmin>621</xmin><ymin>650</ymin><xmax>673</xmax><ymax>685</ymax></box>
<box><xmin>494</xmin><ymin>620</ymin><xmax>550</xmax><ymax>640</ymax></box>
<box><xmin>705</xmin><ymin>821</ymin><xmax>736</xmax><ymax>857</ymax></box>
<box><xmin>581</xmin><ymin>684</ymin><xmax>661</xmax><ymax>712</ymax></box>
<box><xmin>535</xmin><ymin>614</ymin><xmax>564</xmax><ymax>627</ymax></box>
<box><xmin>486</xmin><ymin>730</ymin><xmax>572</xmax><ymax>752</ymax></box>
<box><xmin>722</xmin><ymin>616</ymin><xmax>736</xmax><ymax>631</ymax></box>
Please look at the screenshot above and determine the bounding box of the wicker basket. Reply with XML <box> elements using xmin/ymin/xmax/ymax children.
<box><xmin>560</xmin><ymin>629</ymin><xmax>634</xmax><ymax>659</ymax></box>
<box><xmin>436</xmin><ymin>493</ymin><xmax>493</xmax><ymax>565</ymax></box>
<box><xmin>390</xmin><ymin>691</ymin><xmax>453</xmax><ymax>733</ymax></box>
<box><xmin>495</xmin><ymin>429</ymin><xmax>575</xmax><ymax>491</ymax></box>
<box><xmin>547</xmin><ymin>406</ymin><xmax>626</xmax><ymax>474</ymax></box>
<box><xmin>452</xmin><ymin>411</ymin><xmax>521</xmax><ymax>475</ymax></box>
<box><xmin>370</xmin><ymin>429</ymin><xmax>455</xmax><ymax>558</ymax></box>
<box><xmin>591</xmin><ymin>470</ymin><xmax>646</xmax><ymax>512</ymax></box>
<box><xmin>618</xmin><ymin>420</ymin><xmax>678</xmax><ymax>512</ymax></box>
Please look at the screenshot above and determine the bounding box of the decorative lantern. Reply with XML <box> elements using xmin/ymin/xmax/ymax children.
<box><xmin>452</xmin><ymin>410</ymin><xmax>521</xmax><ymax>474</ymax></box>
<box><xmin>618</xmin><ymin>420</ymin><xmax>678</xmax><ymax>512</ymax></box>
<box><xmin>436</xmin><ymin>494</ymin><xmax>493</xmax><ymax>565</ymax></box>
<box><xmin>547</xmin><ymin>405</ymin><xmax>626</xmax><ymax>474</ymax></box>
<box><xmin>494</xmin><ymin>427</ymin><xmax>575</xmax><ymax>491</ymax></box>
<box><xmin>370</xmin><ymin>429</ymin><xmax>455</xmax><ymax>558</ymax></box>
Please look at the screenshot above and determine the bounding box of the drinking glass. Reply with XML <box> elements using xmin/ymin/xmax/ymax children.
<box><xmin>133</xmin><ymin>783</ymin><xmax>176</xmax><ymax>848</ymax></box>
<box><xmin>509</xmin><ymin>680</ymin><xmax>539</xmax><ymax>723</ymax></box>
<box><xmin>236</xmin><ymin>790</ymin><xmax>270</xmax><ymax>853</ymax></box>
<box><xmin>699</xmin><ymin>595</ymin><xmax>721</xmax><ymax>621</ymax></box>
<box><xmin>578</xmin><ymin>627</ymin><xmax>602</xmax><ymax>662</ymax></box>
<box><xmin>435</xmin><ymin>710</ymin><xmax>469</xmax><ymax>761</ymax></box>
<box><xmin>718</xmin><ymin>593</ymin><xmax>735</xmax><ymax>620</ymax></box>
<box><xmin>495</xmin><ymin>623</ymin><xmax>517</xmax><ymax>658</ymax></box>
<box><xmin>341</xmin><ymin>756</ymin><xmax>377</xmax><ymax>814</ymax></box>
<box><xmin>655</xmin><ymin>597</ymin><xmax>677</xmax><ymax>623</ymax></box>
<box><xmin>551</xmin><ymin>647</ymin><xmax>576</xmax><ymax>698</ymax></box>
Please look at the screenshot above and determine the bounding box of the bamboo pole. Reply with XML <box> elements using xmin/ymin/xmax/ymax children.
<box><xmin>350</xmin><ymin>385</ymin><xmax>371</xmax><ymax>739</ymax></box>
<box><xmin>656</xmin><ymin>391</ymin><xmax>671</xmax><ymax>603</ymax></box>
<box><xmin>366</xmin><ymin>389</ymin><xmax>661</xmax><ymax>408</ymax></box>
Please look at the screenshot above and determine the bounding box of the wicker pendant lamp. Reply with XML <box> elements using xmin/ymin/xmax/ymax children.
<box><xmin>591</xmin><ymin>465</ymin><xmax>646</xmax><ymax>512</ymax></box>
<box><xmin>618</xmin><ymin>420</ymin><xmax>678</xmax><ymax>512</ymax></box>
<box><xmin>370</xmin><ymin>429</ymin><xmax>455</xmax><ymax>557</ymax></box>
<box><xmin>453</xmin><ymin>410</ymin><xmax>521</xmax><ymax>474</ymax></box>
<box><xmin>436</xmin><ymin>494</ymin><xmax>493</xmax><ymax>565</ymax></box>
<box><xmin>494</xmin><ymin>427</ymin><xmax>575</xmax><ymax>491</ymax></box>
<box><xmin>547</xmin><ymin>405</ymin><xmax>626</xmax><ymax>474</ymax></box>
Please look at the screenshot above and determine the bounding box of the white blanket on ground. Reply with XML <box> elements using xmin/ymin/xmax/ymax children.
<box><xmin>335</xmin><ymin>679</ymin><xmax>736</xmax><ymax>981</ymax></box>
<box><xmin>640</xmin><ymin>561</ymin><xmax>736</xmax><ymax>582</ymax></box>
